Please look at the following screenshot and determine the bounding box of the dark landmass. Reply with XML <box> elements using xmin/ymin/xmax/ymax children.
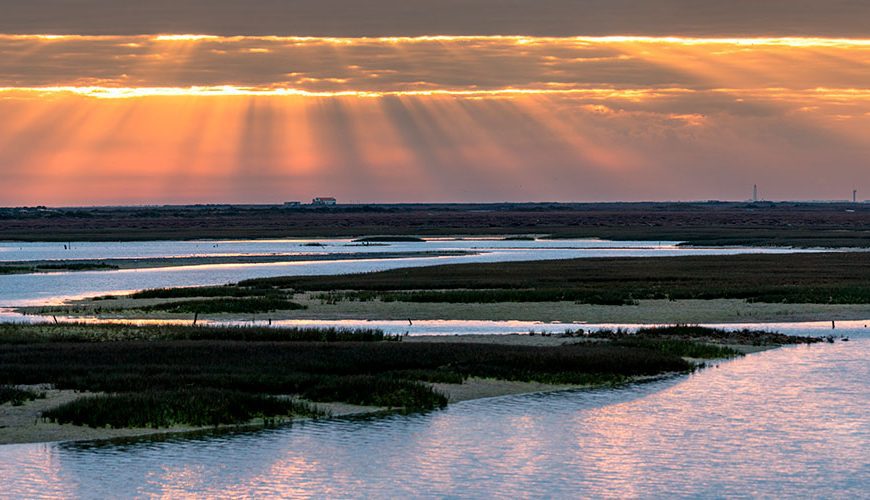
<box><xmin>0</xmin><ymin>385</ymin><xmax>45</xmax><ymax>406</ymax></box>
<box><xmin>140</xmin><ymin>297</ymin><xmax>306</xmax><ymax>314</ymax></box>
<box><xmin>353</xmin><ymin>236</ymin><xmax>426</xmax><ymax>243</ymax></box>
<box><xmin>242</xmin><ymin>251</ymin><xmax>870</xmax><ymax>305</ymax></box>
<box><xmin>2</xmin><ymin>202</ymin><xmax>869</xmax><ymax>247</ymax></box>
<box><xmin>0</xmin><ymin>323</ymin><xmax>728</xmax><ymax>429</ymax></box>
<box><xmin>0</xmin><ymin>262</ymin><xmax>118</xmax><ymax>275</ymax></box>
<box><xmin>588</xmin><ymin>325</ymin><xmax>822</xmax><ymax>347</ymax></box>
<box><xmin>0</xmin><ymin>323</ymin><xmax>388</xmax><ymax>343</ymax></box>
<box><xmin>127</xmin><ymin>286</ymin><xmax>280</xmax><ymax>299</ymax></box>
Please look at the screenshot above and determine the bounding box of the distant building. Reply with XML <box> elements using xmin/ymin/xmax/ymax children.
<box><xmin>283</xmin><ymin>201</ymin><xmax>302</xmax><ymax>207</ymax></box>
<box><xmin>312</xmin><ymin>197</ymin><xmax>337</xmax><ymax>206</ymax></box>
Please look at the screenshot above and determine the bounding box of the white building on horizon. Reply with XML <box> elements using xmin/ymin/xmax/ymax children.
<box><xmin>312</xmin><ymin>197</ymin><xmax>337</xmax><ymax>206</ymax></box>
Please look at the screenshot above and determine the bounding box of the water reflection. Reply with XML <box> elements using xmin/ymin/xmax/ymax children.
<box><xmin>3</xmin><ymin>311</ymin><xmax>869</xmax><ymax>340</ymax></box>
<box><xmin>1</xmin><ymin>340</ymin><xmax>867</xmax><ymax>497</ymax></box>
<box><xmin>0</xmin><ymin>238</ymin><xmax>681</xmax><ymax>263</ymax></box>
<box><xmin>0</xmin><ymin>238</ymin><xmax>823</xmax><ymax>307</ymax></box>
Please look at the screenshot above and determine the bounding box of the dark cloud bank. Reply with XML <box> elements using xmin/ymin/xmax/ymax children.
<box><xmin>2</xmin><ymin>0</ymin><xmax>869</xmax><ymax>37</ymax></box>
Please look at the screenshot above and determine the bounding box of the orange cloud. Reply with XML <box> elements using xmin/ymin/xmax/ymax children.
<box><xmin>1</xmin><ymin>35</ymin><xmax>870</xmax><ymax>204</ymax></box>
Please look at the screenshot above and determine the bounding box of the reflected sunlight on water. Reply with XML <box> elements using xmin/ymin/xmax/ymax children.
<box><xmin>0</xmin><ymin>238</ymin><xmax>823</xmax><ymax>307</ymax></box>
<box><xmin>1</xmin><ymin>339</ymin><xmax>867</xmax><ymax>498</ymax></box>
<box><xmin>1</xmin><ymin>238</ymin><xmax>867</xmax><ymax>497</ymax></box>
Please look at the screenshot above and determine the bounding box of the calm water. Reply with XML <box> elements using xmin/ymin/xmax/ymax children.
<box><xmin>0</xmin><ymin>238</ymin><xmax>825</xmax><ymax>306</ymax></box>
<box><xmin>1</xmin><ymin>332</ymin><xmax>867</xmax><ymax>498</ymax></box>
<box><xmin>0</xmin><ymin>238</ymin><xmax>680</xmax><ymax>262</ymax></box>
<box><xmin>1</xmin><ymin>239</ymin><xmax>867</xmax><ymax>497</ymax></box>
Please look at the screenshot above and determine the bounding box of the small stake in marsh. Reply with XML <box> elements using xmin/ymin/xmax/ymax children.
<box><xmin>193</xmin><ymin>312</ymin><xmax>199</xmax><ymax>326</ymax></box>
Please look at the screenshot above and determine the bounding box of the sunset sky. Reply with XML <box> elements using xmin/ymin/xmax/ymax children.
<box><xmin>2</xmin><ymin>1</ymin><xmax>870</xmax><ymax>205</ymax></box>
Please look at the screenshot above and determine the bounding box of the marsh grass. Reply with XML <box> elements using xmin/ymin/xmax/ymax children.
<box><xmin>0</xmin><ymin>263</ymin><xmax>117</xmax><ymax>275</ymax></box>
<box><xmin>610</xmin><ymin>338</ymin><xmax>742</xmax><ymax>359</ymax></box>
<box><xmin>589</xmin><ymin>325</ymin><xmax>821</xmax><ymax>347</ymax></box>
<box><xmin>0</xmin><ymin>324</ymin><xmax>768</xmax><ymax>429</ymax></box>
<box><xmin>41</xmin><ymin>388</ymin><xmax>323</xmax><ymax>428</ymax></box>
<box><xmin>4</xmin><ymin>203</ymin><xmax>870</xmax><ymax>247</ymax></box>
<box><xmin>130</xmin><ymin>286</ymin><xmax>282</xmax><ymax>299</ymax></box>
<box><xmin>140</xmin><ymin>297</ymin><xmax>306</xmax><ymax>314</ymax></box>
<box><xmin>248</xmin><ymin>252</ymin><xmax>870</xmax><ymax>305</ymax></box>
<box><xmin>0</xmin><ymin>385</ymin><xmax>45</xmax><ymax>406</ymax></box>
<box><xmin>315</xmin><ymin>289</ymin><xmax>638</xmax><ymax>306</ymax></box>
<box><xmin>0</xmin><ymin>323</ymin><xmax>386</xmax><ymax>343</ymax></box>
<box><xmin>353</xmin><ymin>236</ymin><xmax>425</xmax><ymax>242</ymax></box>
<box><xmin>0</xmin><ymin>335</ymin><xmax>691</xmax><ymax>424</ymax></box>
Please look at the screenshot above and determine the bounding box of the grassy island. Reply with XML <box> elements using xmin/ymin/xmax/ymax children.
<box><xmin>0</xmin><ymin>323</ymin><xmax>819</xmax><ymax>443</ymax></box>
<box><xmin>241</xmin><ymin>252</ymin><xmax>870</xmax><ymax>306</ymax></box>
<box><xmin>0</xmin><ymin>262</ymin><xmax>118</xmax><ymax>275</ymax></box>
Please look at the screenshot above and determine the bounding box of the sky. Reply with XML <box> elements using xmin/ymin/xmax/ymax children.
<box><xmin>1</xmin><ymin>1</ymin><xmax>870</xmax><ymax>205</ymax></box>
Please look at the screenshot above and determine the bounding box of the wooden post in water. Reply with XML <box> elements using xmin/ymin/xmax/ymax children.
<box><xmin>193</xmin><ymin>312</ymin><xmax>198</xmax><ymax>326</ymax></box>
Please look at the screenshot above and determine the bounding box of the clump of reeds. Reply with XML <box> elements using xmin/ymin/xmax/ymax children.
<box><xmin>0</xmin><ymin>323</ymin><xmax>386</xmax><ymax>344</ymax></box>
<box><xmin>41</xmin><ymin>388</ymin><xmax>323</xmax><ymax>428</ymax></box>
<box><xmin>130</xmin><ymin>286</ymin><xmax>282</xmax><ymax>299</ymax></box>
<box><xmin>240</xmin><ymin>252</ymin><xmax>870</xmax><ymax>305</ymax></box>
<box><xmin>140</xmin><ymin>297</ymin><xmax>305</xmax><ymax>314</ymax></box>
<box><xmin>0</xmin><ymin>336</ymin><xmax>693</xmax><ymax>425</ymax></box>
<box><xmin>0</xmin><ymin>263</ymin><xmax>117</xmax><ymax>275</ymax></box>
<box><xmin>588</xmin><ymin>325</ymin><xmax>822</xmax><ymax>346</ymax></box>
<box><xmin>0</xmin><ymin>385</ymin><xmax>45</xmax><ymax>406</ymax></box>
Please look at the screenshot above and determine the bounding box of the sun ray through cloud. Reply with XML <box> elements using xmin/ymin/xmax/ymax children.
<box><xmin>2</xmin><ymin>34</ymin><xmax>870</xmax><ymax>204</ymax></box>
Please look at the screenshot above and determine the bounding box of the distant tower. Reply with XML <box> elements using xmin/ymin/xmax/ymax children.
<box><xmin>753</xmin><ymin>184</ymin><xmax>758</xmax><ymax>202</ymax></box>
<box><xmin>853</xmin><ymin>190</ymin><xmax>858</xmax><ymax>203</ymax></box>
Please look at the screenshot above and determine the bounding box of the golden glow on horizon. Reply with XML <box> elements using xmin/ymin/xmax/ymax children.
<box><xmin>0</xmin><ymin>85</ymin><xmax>682</xmax><ymax>99</ymax></box>
<box><xmin>153</xmin><ymin>34</ymin><xmax>221</xmax><ymax>41</ymax></box>
<box><xmin>4</xmin><ymin>34</ymin><xmax>870</xmax><ymax>47</ymax></box>
<box><xmin>2</xmin><ymin>87</ymin><xmax>869</xmax><ymax>105</ymax></box>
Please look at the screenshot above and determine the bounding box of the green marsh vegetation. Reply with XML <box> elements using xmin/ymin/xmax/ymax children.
<box><xmin>129</xmin><ymin>286</ymin><xmax>283</xmax><ymax>299</ymax></box>
<box><xmin>95</xmin><ymin>287</ymin><xmax>306</xmax><ymax>314</ymax></box>
<box><xmin>0</xmin><ymin>262</ymin><xmax>118</xmax><ymax>275</ymax></box>
<box><xmin>585</xmin><ymin>325</ymin><xmax>821</xmax><ymax>349</ymax></box>
<box><xmin>353</xmin><ymin>236</ymin><xmax>425</xmax><ymax>243</ymax></box>
<box><xmin>41</xmin><ymin>389</ymin><xmax>322</xmax><ymax>429</ymax></box>
<box><xmin>0</xmin><ymin>385</ymin><xmax>45</xmax><ymax>406</ymax></box>
<box><xmin>0</xmin><ymin>323</ymin><xmax>387</xmax><ymax>343</ymax></box>
<box><xmin>0</xmin><ymin>323</ymin><xmax>725</xmax><ymax>429</ymax></box>
<box><xmin>313</xmin><ymin>289</ymin><xmax>638</xmax><ymax>306</ymax></box>
<box><xmin>3</xmin><ymin>202</ymin><xmax>870</xmax><ymax>247</ymax></box>
<box><xmin>246</xmin><ymin>252</ymin><xmax>870</xmax><ymax>305</ymax></box>
<box><xmin>140</xmin><ymin>297</ymin><xmax>306</xmax><ymax>314</ymax></box>
<box><xmin>609</xmin><ymin>338</ymin><xmax>741</xmax><ymax>359</ymax></box>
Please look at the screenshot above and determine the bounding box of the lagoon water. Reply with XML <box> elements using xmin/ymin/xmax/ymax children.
<box><xmin>0</xmin><ymin>332</ymin><xmax>867</xmax><ymax>498</ymax></box>
<box><xmin>0</xmin><ymin>238</ymin><xmax>824</xmax><ymax>306</ymax></box>
<box><xmin>0</xmin><ymin>238</ymin><xmax>868</xmax><ymax>497</ymax></box>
